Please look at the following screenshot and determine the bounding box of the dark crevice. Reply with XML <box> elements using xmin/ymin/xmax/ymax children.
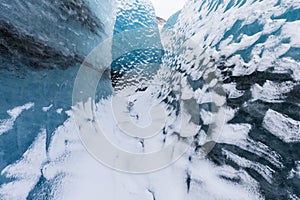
<box><xmin>186</xmin><ymin>172</ymin><xmax>191</xmax><ymax>193</ymax></box>
<box><xmin>148</xmin><ymin>189</ymin><xmax>156</xmax><ymax>200</ymax></box>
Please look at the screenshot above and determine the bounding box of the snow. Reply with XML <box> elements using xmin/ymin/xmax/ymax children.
<box><xmin>0</xmin><ymin>130</ymin><xmax>47</xmax><ymax>199</ymax></box>
<box><xmin>0</xmin><ymin>103</ymin><xmax>34</xmax><ymax>135</ymax></box>
<box><xmin>263</xmin><ymin>109</ymin><xmax>300</xmax><ymax>143</ymax></box>
<box><xmin>56</xmin><ymin>108</ymin><xmax>63</xmax><ymax>114</ymax></box>
<box><xmin>42</xmin><ymin>104</ymin><xmax>53</xmax><ymax>112</ymax></box>
<box><xmin>15</xmin><ymin>113</ymin><xmax>262</xmax><ymax>200</ymax></box>
<box><xmin>251</xmin><ymin>81</ymin><xmax>296</xmax><ymax>103</ymax></box>
<box><xmin>282</xmin><ymin>21</ymin><xmax>300</xmax><ymax>48</ymax></box>
<box><xmin>223</xmin><ymin>83</ymin><xmax>245</xmax><ymax>99</ymax></box>
<box><xmin>222</xmin><ymin>149</ymin><xmax>274</xmax><ymax>184</ymax></box>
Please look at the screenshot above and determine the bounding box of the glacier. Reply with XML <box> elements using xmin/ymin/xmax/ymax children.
<box><xmin>0</xmin><ymin>0</ymin><xmax>300</xmax><ymax>199</ymax></box>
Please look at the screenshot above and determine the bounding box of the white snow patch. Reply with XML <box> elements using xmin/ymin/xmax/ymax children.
<box><xmin>251</xmin><ymin>81</ymin><xmax>296</xmax><ymax>103</ymax></box>
<box><xmin>223</xmin><ymin>83</ymin><xmax>245</xmax><ymax>99</ymax></box>
<box><xmin>43</xmin><ymin>113</ymin><xmax>263</xmax><ymax>200</ymax></box>
<box><xmin>56</xmin><ymin>108</ymin><xmax>63</xmax><ymax>114</ymax></box>
<box><xmin>0</xmin><ymin>129</ymin><xmax>47</xmax><ymax>199</ymax></box>
<box><xmin>222</xmin><ymin>149</ymin><xmax>274</xmax><ymax>184</ymax></box>
<box><xmin>218</xmin><ymin>123</ymin><xmax>283</xmax><ymax>168</ymax></box>
<box><xmin>282</xmin><ymin>21</ymin><xmax>300</xmax><ymax>48</ymax></box>
<box><xmin>42</xmin><ymin>104</ymin><xmax>53</xmax><ymax>112</ymax></box>
<box><xmin>187</xmin><ymin>158</ymin><xmax>263</xmax><ymax>200</ymax></box>
<box><xmin>263</xmin><ymin>109</ymin><xmax>300</xmax><ymax>143</ymax></box>
<box><xmin>0</xmin><ymin>103</ymin><xmax>34</xmax><ymax>135</ymax></box>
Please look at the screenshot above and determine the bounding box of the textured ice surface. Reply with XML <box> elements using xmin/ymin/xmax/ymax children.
<box><xmin>0</xmin><ymin>0</ymin><xmax>300</xmax><ymax>199</ymax></box>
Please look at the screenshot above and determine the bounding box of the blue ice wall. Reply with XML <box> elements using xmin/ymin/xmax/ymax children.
<box><xmin>110</xmin><ymin>0</ymin><xmax>164</xmax><ymax>86</ymax></box>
